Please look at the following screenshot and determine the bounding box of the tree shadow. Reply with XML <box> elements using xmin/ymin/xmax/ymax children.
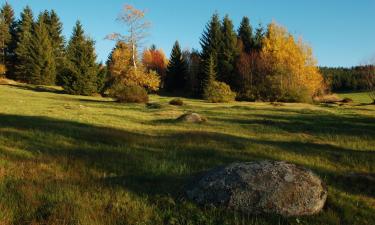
<box><xmin>0</xmin><ymin>113</ymin><xmax>374</xmax><ymax>200</ymax></box>
<box><xmin>6</xmin><ymin>84</ymin><xmax>65</xmax><ymax>94</ymax></box>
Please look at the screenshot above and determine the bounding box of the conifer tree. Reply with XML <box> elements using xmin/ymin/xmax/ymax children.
<box><xmin>0</xmin><ymin>2</ymin><xmax>17</xmax><ymax>78</ymax></box>
<box><xmin>165</xmin><ymin>41</ymin><xmax>187</xmax><ymax>92</ymax></box>
<box><xmin>253</xmin><ymin>24</ymin><xmax>265</xmax><ymax>50</ymax></box>
<box><xmin>62</xmin><ymin>21</ymin><xmax>98</xmax><ymax>95</ymax></box>
<box><xmin>238</xmin><ymin>16</ymin><xmax>253</xmax><ymax>53</ymax></box>
<box><xmin>203</xmin><ymin>54</ymin><xmax>216</xmax><ymax>90</ymax></box>
<box><xmin>44</xmin><ymin>10</ymin><xmax>65</xmax><ymax>82</ymax></box>
<box><xmin>218</xmin><ymin>15</ymin><xmax>238</xmax><ymax>86</ymax></box>
<box><xmin>14</xmin><ymin>6</ymin><xmax>34</xmax><ymax>82</ymax></box>
<box><xmin>28</xmin><ymin>14</ymin><xmax>56</xmax><ymax>84</ymax></box>
<box><xmin>199</xmin><ymin>13</ymin><xmax>222</xmax><ymax>95</ymax></box>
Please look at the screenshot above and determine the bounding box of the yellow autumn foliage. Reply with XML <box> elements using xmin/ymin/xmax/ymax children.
<box><xmin>260</xmin><ymin>22</ymin><xmax>324</xmax><ymax>102</ymax></box>
<box><xmin>107</xmin><ymin>42</ymin><xmax>160</xmax><ymax>91</ymax></box>
<box><xmin>0</xmin><ymin>64</ymin><xmax>6</xmax><ymax>77</ymax></box>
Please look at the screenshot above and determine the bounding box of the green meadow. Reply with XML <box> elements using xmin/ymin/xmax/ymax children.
<box><xmin>0</xmin><ymin>83</ymin><xmax>374</xmax><ymax>225</ymax></box>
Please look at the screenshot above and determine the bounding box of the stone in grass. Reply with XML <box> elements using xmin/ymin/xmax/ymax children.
<box><xmin>186</xmin><ymin>161</ymin><xmax>327</xmax><ymax>217</ymax></box>
<box><xmin>177</xmin><ymin>113</ymin><xmax>207</xmax><ymax>123</ymax></box>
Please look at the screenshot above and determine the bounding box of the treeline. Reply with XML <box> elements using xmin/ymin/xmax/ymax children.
<box><xmin>0</xmin><ymin>3</ymin><xmax>103</xmax><ymax>95</ymax></box>
<box><xmin>162</xmin><ymin>14</ymin><xmax>324</xmax><ymax>102</ymax></box>
<box><xmin>1</xmin><ymin>3</ymin><xmax>326</xmax><ymax>103</ymax></box>
<box><xmin>320</xmin><ymin>66</ymin><xmax>374</xmax><ymax>92</ymax></box>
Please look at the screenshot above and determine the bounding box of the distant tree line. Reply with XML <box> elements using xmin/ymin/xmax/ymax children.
<box><xmin>320</xmin><ymin>66</ymin><xmax>375</xmax><ymax>92</ymax></box>
<box><xmin>1</xmin><ymin>3</ymin><xmax>332</xmax><ymax>103</ymax></box>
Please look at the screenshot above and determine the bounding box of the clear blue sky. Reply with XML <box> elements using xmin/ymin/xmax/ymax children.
<box><xmin>4</xmin><ymin>0</ymin><xmax>375</xmax><ymax>67</ymax></box>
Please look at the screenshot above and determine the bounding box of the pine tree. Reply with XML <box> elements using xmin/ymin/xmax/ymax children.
<box><xmin>14</xmin><ymin>6</ymin><xmax>34</xmax><ymax>82</ymax></box>
<box><xmin>165</xmin><ymin>41</ymin><xmax>187</xmax><ymax>92</ymax></box>
<box><xmin>62</xmin><ymin>21</ymin><xmax>98</xmax><ymax>95</ymax></box>
<box><xmin>44</xmin><ymin>10</ymin><xmax>65</xmax><ymax>83</ymax></box>
<box><xmin>199</xmin><ymin>13</ymin><xmax>222</xmax><ymax>95</ymax></box>
<box><xmin>28</xmin><ymin>14</ymin><xmax>56</xmax><ymax>85</ymax></box>
<box><xmin>218</xmin><ymin>15</ymin><xmax>238</xmax><ymax>86</ymax></box>
<box><xmin>0</xmin><ymin>2</ymin><xmax>17</xmax><ymax>78</ymax></box>
<box><xmin>238</xmin><ymin>16</ymin><xmax>253</xmax><ymax>53</ymax></box>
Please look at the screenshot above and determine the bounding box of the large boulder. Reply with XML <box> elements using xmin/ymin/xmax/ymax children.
<box><xmin>177</xmin><ymin>113</ymin><xmax>206</xmax><ymax>123</ymax></box>
<box><xmin>186</xmin><ymin>161</ymin><xmax>327</xmax><ymax>217</ymax></box>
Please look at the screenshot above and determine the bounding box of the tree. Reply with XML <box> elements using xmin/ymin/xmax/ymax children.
<box><xmin>238</xmin><ymin>16</ymin><xmax>253</xmax><ymax>53</ymax></box>
<box><xmin>199</xmin><ymin>13</ymin><xmax>223</xmax><ymax>95</ymax></box>
<box><xmin>0</xmin><ymin>2</ymin><xmax>17</xmax><ymax>78</ymax></box>
<box><xmin>259</xmin><ymin>22</ymin><xmax>323</xmax><ymax>102</ymax></box>
<box><xmin>218</xmin><ymin>15</ymin><xmax>238</xmax><ymax>87</ymax></box>
<box><xmin>62</xmin><ymin>21</ymin><xmax>98</xmax><ymax>95</ymax></box>
<box><xmin>142</xmin><ymin>45</ymin><xmax>168</xmax><ymax>82</ymax></box>
<box><xmin>184</xmin><ymin>49</ymin><xmax>201</xmax><ymax>95</ymax></box>
<box><xmin>107</xmin><ymin>5</ymin><xmax>150</xmax><ymax>69</ymax></box>
<box><xmin>253</xmin><ymin>23</ymin><xmax>265</xmax><ymax>50</ymax></box>
<box><xmin>107</xmin><ymin>41</ymin><xmax>160</xmax><ymax>91</ymax></box>
<box><xmin>203</xmin><ymin>54</ymin><xmax>216</xmax><ymax>90</ymax></box>
<box><xmin>44</xmin><ymin>10</ymin><xmax>65</xmax><ymax>82</ymax></box>
<box><xmin>27</xmin><ymin>13</ymin><xmax>56</xmax><ymax>85</ymax></box>
<box><xmin>165</xmin><ymin>41</ymin><xmax>187</xmax><ymax>92</ymax></box>
<box><xmin>14</xmin><ymin>6</ymin><xmax>34</xmax><ymax>82</ymax></box>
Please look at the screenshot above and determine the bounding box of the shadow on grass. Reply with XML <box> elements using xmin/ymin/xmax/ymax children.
<box><xmin>6</xmin><ymin>84</ymin><xmax>65</xmax><ymax>94</ymax></box>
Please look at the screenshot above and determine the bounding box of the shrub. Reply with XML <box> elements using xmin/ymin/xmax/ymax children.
<box><xmin>169</xmin><ymin>98</ymin><xmax>184</xmax><ymax>106</ymax></box>
<box><xmin>203</xmin><ymin>81</ymin><xmax>236</xmax><ymax>103</ymax></box>
<box><xmin>109</xmin><ymin>84</ymin><xmax>149</xmax><ymax>103</ymax></box>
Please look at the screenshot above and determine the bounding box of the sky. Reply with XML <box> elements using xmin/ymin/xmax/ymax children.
<box><xmin>3</xmin><ymin>0</ymin><xmax>375</xmax><ymax>67</ymax></box>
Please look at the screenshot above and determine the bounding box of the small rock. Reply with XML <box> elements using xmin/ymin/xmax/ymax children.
<box><xmin>186</xmin><ymin>161</ymin><xmax>327</xmax><ymax>217</ymax></box>
<box><xmin>177</xmin><ymin>113</ymin><xmax>206</xmax><ymax>123</ymax></box>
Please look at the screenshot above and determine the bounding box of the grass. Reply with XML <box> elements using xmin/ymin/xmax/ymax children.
<box><xmin>337</xmin><ymin>91</ymin><xmax>374</xmax><ymax>104</ymax></box>
<box><xmin>0</xmin><ymin>83</ymin><xmax>374</xmax><ymax>225</ymax></box>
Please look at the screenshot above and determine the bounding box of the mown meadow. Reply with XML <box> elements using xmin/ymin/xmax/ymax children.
<box><xmin>0</xmin><ymin>83</ymin><xmax>374</xmax><ymax>225</ymax></box>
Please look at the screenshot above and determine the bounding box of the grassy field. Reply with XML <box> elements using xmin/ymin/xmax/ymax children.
<box><xmin>337</xmin><ymin>92</ymin><xmax>373</xmax><ymax>104</ymax></box>
<box><xmin>0</xmin><ymin>83</ymin><xmax>374</xmax><ymax>225</ymax></box>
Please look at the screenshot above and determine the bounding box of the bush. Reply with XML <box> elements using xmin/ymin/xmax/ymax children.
<box><xmin>109</xmin><ymin>84</ymin><xmax>149</xmax><ymax>103</ymax></box>
<box><xmin>203</xmin><ymin>81</ymin><xmax>236</xmax><ymax>103</ymax></box>
<box><xmin>169</xmin><ymin>98</ymin><xmax>184</xmax><ymax>106</ymax></box>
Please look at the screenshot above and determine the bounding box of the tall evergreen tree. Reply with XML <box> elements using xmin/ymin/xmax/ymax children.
<box><xmin>203</xmin><ymin>54</ymin><xmax>216</xmax><ymax>90</ymax></box>
<box><xmin>198</xmin><ymin>13</ymin><xmax>223</xmax><ymax>95</ymax></box>
<box><xmin>165</xmin><ymin>41</ymin><xmax>187</xmax><ymax>92</ymax></box>
<box><xmin>44</xmin><ymin>10</ymin><xmax>65</xmax><ymax>83</ymax></box>
<box><xmin>14</xmin><ymin>6</ymin><xmax>34</xmax><ymax>82</ymax></box>
<box><xmin>218</xmin><ymin>15</ymin><xmax>238</xmax><ymax>86</ymax></box>
<box><xmin>253</xmin><ymin>24</ymin><xmax>265</xmax><ymax>50</ymax></box>
<box><xmin>28</xmin><ymin>13</ymin><xmax>56</xmax><ymax>84</ymax></box>
<box><xmin>0</xmin><ymin>2</ymin><xmax>17</xmax><ymax>78</ymax></box>
<box><xmin>62</xmin><ymin>21</ymin><xmax>98</xmax><ymax>95</ymax></box>
<box><xmin>238</xmin><ymin>16</ymin><xmax>253</xmax><ymax>53</ymax></box>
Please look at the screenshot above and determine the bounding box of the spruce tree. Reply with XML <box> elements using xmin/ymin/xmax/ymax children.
<box><xmin>14</xmin><ymin>6</ymin><xmax>34</xmax><ymax>82</ymax></box>
<box><xmin>44</xmin><ymin>10</ymin><xmax>65</xmax><ymax>83</ymax></box>
<box><xmin>238</xmin><ymin>16</ymin><xmax>253</xmax><ymax>53</ymax></box>
<box><xmin>218</xmin><ymin>15</ymin><xmax>238</xmax><ymax>86</ymax></box>
<box><xmin>28</xmin><ymin>13</ymin><xmax>56</xmax><ymax>85</ymax></box>
<box><xmin>165</xmin><ymin>41</ymin><xmax>187</xmax><ymax>92</ymax></box>
<box><xmin>199</xmin><ymin>13</ymin><xmax>222</xmax><ymax>95</ymax></box>
<box><xmin>0</xmin><ymin>2</ymin><xmax>17</xmax><ymax>78</ymax></box>
<box><xmin>62</xmin><ymin>21</ymin><xmax>98</xmax><ymax>95</ymax></box>
<box><xmin>203</xmin><ymin>54</ymin><xmax>216</xmax><ymax>90</ymax></box>
<box><xmin>253</xmin><ymin>24</ymin><xmax>265</xmax><ymax>50</ymax></box>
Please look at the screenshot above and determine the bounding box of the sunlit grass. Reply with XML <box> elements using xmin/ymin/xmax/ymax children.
<box><xmin>0</xmin><ymin>83</ymin><xmax>374</xmax><ymax>224</ymax></box>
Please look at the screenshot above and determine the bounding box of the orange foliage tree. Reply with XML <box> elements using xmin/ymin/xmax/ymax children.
<box><xmin>259</xmin><ymin>22</ymin><xmax>324</xmax><ymax>102</ymax></box>
<box><xmin>107</xmin><ymin>42</ymin><xmax>160</xmax><ymax>91</ymax></box>
<box><xmin>142</xmin><ymin>46</ymin><xmax>168</xmax><ymax>80</ymax></box>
